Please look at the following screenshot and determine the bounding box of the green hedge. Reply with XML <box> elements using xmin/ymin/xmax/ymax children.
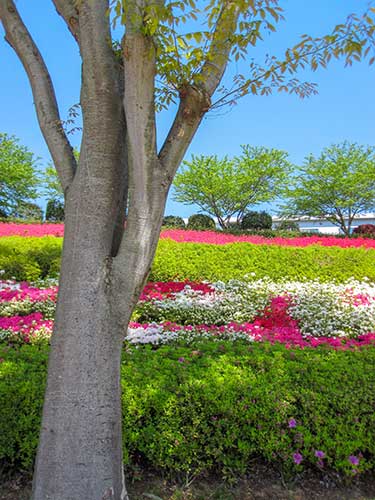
<box><xmin>151</xmin><ymin>239</ymin><xmax>375</xmax><ymax>282</ymax></box>
<box><xmin>1</xmin><ymin>341</ymin><xmax>375</xmax><ymax>477</ymax></box>
<box><xmin>1</xmin><ymin>236</ymin><xmax>375</xmax><ymax>283</ymax></box>
<box><xmin>0</xmin><ymin>237</ymin><xmax>62</xmax><ymax>281</ymax></box>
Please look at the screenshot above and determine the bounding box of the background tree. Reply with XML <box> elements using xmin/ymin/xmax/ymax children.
<box><xmin>280</xmin><ymin>142</ymin><xmax>375</xmax><ymax>236</ymax></box>
<box><xmin>174</xmin><ymin>145</ymin><xmax>291</xmax><ymax>229</ymax></box>
<box><xmin>1</xmin><ymin>1</ymin><xmax>375</xmax><ymax>499</ymax></box>
<box><xmin>43</xmin><ymin>164</ymin><xmax>64</xmax><ymax>221</ymax></box>
<box><xmin>43</xmin><ymin>150</ymin><xmax>80</xmax><ymax>221</ymax></box>
<box><xmin>241</xmin><ymin>210</ymin><xmax>272</xmax><ymax>230</ymax></box>
<box><xmin>162</xmin><ymin>215</ymin><xmax>186</xmax><ymax>228</ymax></box>
<box><xmin>0</xmin><ymin>132</ymin><xmax>40</xmax><ymax>216</ymax></box>
<box><xmin>43</xmin><ymin>163</ymin><xmax>63</xmax><ymax>201</ymax></box>
<box><xmin>275</xmin><ymin>219</ymin><xmax>300</xmax><ymax>232</ymax></box>
<box><xmin>12</xmin><ymin>201</ymin><xmax>43</xmax><ymax>221</ymax></box>
<box><xmin>45</xmin><ymin>198</ymin><xmax>64</xmax><ymax>222</ymax></box>
<box><xmin>187</xmin><ymin>213</ymin><xmax>216</xmax><ymax>230</ymax></box>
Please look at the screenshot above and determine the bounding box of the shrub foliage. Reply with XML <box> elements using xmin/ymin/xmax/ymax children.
<box><xmin>241</xmin><ymin>211</ymin><xmax>273</xmax><ymax>230</ymax></box>
<box><xmin>187</xmin><ymin>214</ymin><xmax>216</xmax><ymax>230</ymax></box>
<box><xmin>0</xmin><ymin>236</ymin><xmax>375</xmax><ymax>283</ymax></box>
<box><xmin>1</xmin><ymin>342</ymin><xmax>375</xmax><ymax>477</ymax></box>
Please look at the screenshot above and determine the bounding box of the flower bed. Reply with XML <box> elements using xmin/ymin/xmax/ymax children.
<box><xmin>0</xmin><ymin>222</ymin><xmax>64</xmax><ymax>238</ymax></box>
<box><xmin>161</xmin><ymin>228</ymin><xmax>375</xmax><ymax>248</ymax></box>
<box><xmin>2</xmin><ymin>279</ymin><xmax>375</xmax><ymax>348</ymax></box>
<box><xmin>1</xmin><ymin>223</ymin><xmax>375</xmax><ymax>248</ymax></box>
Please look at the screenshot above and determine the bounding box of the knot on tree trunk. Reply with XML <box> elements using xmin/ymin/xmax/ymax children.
<box><xmin>179</xmin><ymin>84</ymin><xmax>211</xmax><ymax>124</ymax></box>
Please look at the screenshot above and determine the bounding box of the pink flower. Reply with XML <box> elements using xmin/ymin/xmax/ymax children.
<box><xmin>159</xmin><ymin>228</ymin><xmax>375</xmax><ymax>249</ymax></box>
<box><xmin>288</xmin><ymin>418</ymin><xmax>297</xmax><ymax>428</ymax></box>
<box><xmin>293</xmin><ymin>452</ymin><xmax>303</xmax><ymax>465</ymax></box>
<box><xmin>349</xmin><ymin>455</ymin><xmax>359</xmax><ymax>466</ymax></box>
<box><xmin>0</xmin><ymin>222</ymin><xmax>64</xmax><ymax>237</ymax></box>
<box><xmin>2</xmin><ymin>223</ymin><xmax>375</xmax><ymax>249</ymax></box>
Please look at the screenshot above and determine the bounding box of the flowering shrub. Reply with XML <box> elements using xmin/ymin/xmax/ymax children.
<box><xmin>0</xmin><ymin>281</ymin><xmax>57</xmax><ymax>319</ymax></box>
<box><xmin>353</xmin><ymin>224</ymin><xmax>375</xmax><ymax>236</ymax></box>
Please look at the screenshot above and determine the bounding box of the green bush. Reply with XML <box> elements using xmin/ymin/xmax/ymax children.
<box><xmin>1</xmin><ymin>342</ymin><xmax>375</xmax><ymax>477</ymax></box>
<box><xmin>0</xmin><ymin>236</ymin><xmax>375</xmax><ymax>283</ymax></box>
<box><xmin>0</xmin><ymin>344</ymin><xmax>47</xmax><ymax>468</ymax></box>
<box><xmin>151</xmin><ymin>239</ymin><xmax>375</xmax><ymax>283</ymax></box>
<box><xmin>162</xmin><ymin>215</ymin><xmax>186</xmax><ymax>229</ymax></box>
<box><xmin>45</xmin><ymin>199</ymin><xmax>64</xmax><ymax>222</ymax></box>
<box><xmin>187</xmin><ymin>214</ymin><xmax>216</xmax><ymax>230</ymax></box>
<box><xmin>276</xmin><ymin>220</ymin><xmax>300</xmax><ymax>232</ymax></box>
<box><xmin>241</xmin><ymin>211</ymin><xmax>272</xmax><ymax>230</ymax></box>
<box><xmin>0</xmin><ymin>237</ymin><xmax>62</xmax><ymax>280</ymax></box>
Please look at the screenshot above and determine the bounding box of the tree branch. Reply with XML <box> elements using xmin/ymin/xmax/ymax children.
<box><xmin>159</xmin><ymin>1</ymin><xmax>240</xmax><ymax>178</ymax></box>
<box><xmin>0</xmin><ymin>0</ymin><xmax>76</xmax><ymax>193</ymax></box>
<box><xmin>122</xmin><ymin>2</ymin><xmax>158</xmax><ymax>215</ymax></box>
<box><xmin>198</xmin><ymin>1</ymin><xmax>240</xmax><ymax>96</ymax></box>
<box><xmin>52</xmin><ymin>0</ymin><xmax>80</xmax><ymax>43</ymax></box>
<box><xmin>77</xmin><ymin>0</ymin><xmax>126</xmax><ymax>176</ymax></box>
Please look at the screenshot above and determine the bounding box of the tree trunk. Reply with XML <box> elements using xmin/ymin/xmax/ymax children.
<box><xmin>32</xmin><ymin>163</ymin><xmax>130</xmax><ymax>499</ymax></box>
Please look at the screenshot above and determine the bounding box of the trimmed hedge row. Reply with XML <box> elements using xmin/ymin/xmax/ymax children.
<box><xmin>151</xmin><ymin>239</ymin><xmax>375</xmax><ymax>282</ymax></box>
<box><xmin>1</xmin><ymin>236</ymin><xmax>375</xmax><ymax>283</ymax></box>
<box><xmin>0</xmin><ymin>237</ymin><xmax>62</xmax><ymax>281</ymax></box>
<box><xmin>1</xmin><ymin>341</ymin><xmax>375</xmax><ymax>477</ymax></box>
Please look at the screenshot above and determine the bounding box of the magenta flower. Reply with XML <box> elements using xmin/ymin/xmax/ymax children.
<box><xmin>159</xmin><ymin>228</ymin><xmax>375</xmax><ymax>249</ymax></box>
<box><xmin>315</xmin><ymin>450</ymin><xmax>325</xmax><ymax>459</ymax></box>
<box><xmin>293</xmin><ymin>452</ymin><xmax>303</xmax><ymax>465</ymax></box>
<box><xmin>349</xmin><ymin>455</ymin><xmax>359</xmax><ymax>466</ymax></box>
<box><xmin>288</xmin><ymin>418</ymin><xmax>297</xmax><ymax>428</ymax></box>
<box><xmin>178</xmin><ymin>357</ymin><xmax>185</xmax><ymax>363</ymax></box>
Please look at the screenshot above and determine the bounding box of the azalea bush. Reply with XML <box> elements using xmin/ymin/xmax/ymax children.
<box><xmin>1</xmin><ymin>341</ymin><xmax>375</xmax><ymax>478</ymax></box>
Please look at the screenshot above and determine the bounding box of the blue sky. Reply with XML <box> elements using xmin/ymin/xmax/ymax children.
<box><xmin>0</xmin><ymin>0</ymin><xmax>374</xmax><ymax>217</ymax></box>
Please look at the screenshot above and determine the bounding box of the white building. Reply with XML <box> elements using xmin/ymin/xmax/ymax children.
<box><xmin>272</xmin><ymin>213</ymin><xmax>375</xmax><ymax>234</ymax></box>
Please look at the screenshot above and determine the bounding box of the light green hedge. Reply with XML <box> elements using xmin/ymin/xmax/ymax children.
<box><xmin>151</xmin><ymin>239</ymin><xmax>375</xmax><ymax>282</ymax></box>
<box><xmin>0</xmin><ymin>236</ymin><xmax>375</xmax><ymax>282</ymax></box>
<box><xmin>0</xmin><ymin>237</ymin><xmax>62</xmax><ymax>281</ymax></box>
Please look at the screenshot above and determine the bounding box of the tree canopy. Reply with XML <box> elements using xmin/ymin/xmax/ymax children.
<box><xmin>173</xmin><ymin>145</ymin><xmax>290</xmax><ymax>228</ymax></box>
<box><xmin>0</xmin><ymin>132</ymin><xmax>40</xmax><ymax>217</ymax></box>
<box><xmin>43</xmin><ymin>164</ymin><xmax>64</xmax><ymax>202</ymax></box>
<box><xmin>280</xmin><ymin>142</ymin><xmax>375</xmax><ymax>235</ymax></box>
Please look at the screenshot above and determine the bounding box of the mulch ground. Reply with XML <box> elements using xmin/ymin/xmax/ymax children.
<box><xmin>1</xmin><ymin>464</ymin><xmax>375</xmax><ymax>500</ymax></box>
